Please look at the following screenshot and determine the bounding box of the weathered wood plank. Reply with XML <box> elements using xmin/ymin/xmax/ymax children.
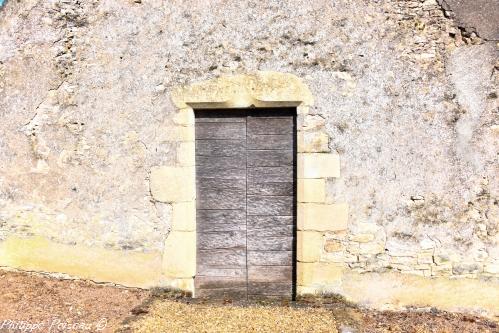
<box><xmin>247</xmin><ymin>195</ymin><xmax>294</xmax><ymax>215</ymax></box>
<box><xmin>247</xmin><ymin>294</ymin><xmax>292</xmax><ymax>301</ymax></box>
<box><xmin>196</xmin><ymin>267</ymin><xmax>246</xmax><ymax>278</ymax></box>
<box><xmin>197</xmin><ymin>178</ymin><xmax>246</xmax><ymax>192</ymax></box>
<box><xmin>247</xmin><ymin>182</ymin><xmax>293</xmax><ymax>196</ymax></box>
<box><xmin>248</xmin><ymin>282</ymin><xmax>292</xmax><ymax>296</ymax></box>
<box><xmin>247</xmin><ymin>215</ymin><xmax>294</xmax><ymax>228</ymax></box>
<box><xmin>247</xmin><ymin>134</ymin><xmax>293</xmax><ymax>150</ymax></box>
<box><xmin>248</xmin><ymin>266</ymin><xmax>293</xmax><ymax>283</ymax></box>
<box><xmin>196</xmin><ymin>140</ymin><xmax>246</xmax><ymax>157</ymax></box>
<box><xmin>196</xmin><ymin>168</ymin><xmax>246</xmax><ymax>180</ymax></box>
<box><xmin>195</xmin><ymin>122</ymin><xmax>246</xmax><ymax>140</ymax></box>
<box><xmin>247</xmin><ymin>150</ymin><xmax>293</xmax><ymax>167</ymax></box>
<box><xmin>196</xmin><ymin>155</ymin><xmax>246</xmax><ymax>170</ymax></box>
<box><xmin>196</xmin><ymin>210</ymin><xmax>246</xmax><ymax>233</ymax></box>
<box><xmin>197</xmin><ymin>179</ymin><xmax>246</xmax><ymax>209</ymax></box>
<box><xmin>195</xmin><ymin>287</ymin><xmax>247</xmax><ymax>299</ymax></box>
<box><xmin>247</xmin><ymin>117</ymin><xmax>293</xmax><ymax>135</ymax></box>
<box><xmin>246</xmin><ymin>225</ymin><xmax>293</xmax><ymax>237</ymax></box>
<box><xmin>247</xmin><ymin>236</ymin><xmax>294</xmax><ymax>251</ymax></box>
<box><xmin>195</xmin><ymin>276</ymin><xmax>247</xmax><ymax>289</ymax></box>
<box><xmin>196</xmin><ymin>156</ymin><xmax>246</xmax><ymax>179</ymax></box>
<box><xmin>198</xmin><ymin>231</ymin><xmax>246</xmax><ymax>250</ymax></box>
<box><xmin>247</xmin><ymin>166</ymin><xmax>294</xmax><ymax>183</ymax></box>
<box><xmin>197</xmin><ymin>249</ymin><xmax>246</xmax><ymax>267</ymax></box>
<box><xmin>247</xmin><ymin>251</ymin><xmax>293</xmax><ymax>266</ymax></box>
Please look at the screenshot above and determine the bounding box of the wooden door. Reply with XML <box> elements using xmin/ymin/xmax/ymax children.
<box><xmin>195</xmin><ymin>109</ymin><xmax>296</xmax><ymax>300</ymax></box>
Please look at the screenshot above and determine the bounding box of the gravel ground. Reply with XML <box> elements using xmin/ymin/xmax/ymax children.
<box><xmin>0</xmin><ymin>271</ymin><xmax>497</xmax><ymax>333</ymax></box>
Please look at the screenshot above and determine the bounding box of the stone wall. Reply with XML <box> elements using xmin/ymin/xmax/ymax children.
<box><xmin>0</xmin><ymin>0</ymin><xmax>497</xmax><ymax>316</ymax></box>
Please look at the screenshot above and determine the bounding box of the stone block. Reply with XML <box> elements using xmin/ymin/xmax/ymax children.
<box><xmin>300</xmin><ymin>115</ymin><xmax>326</xmax><ymax>131</ymax></box>
<box><xmin>431</xmin><ymin>262</ymin><xmax>452</xmax><ymax>276</ymax></box>
<box><xmin>452</xmin><ymin>262</ymin><xmax>481</xmax><ymax>275</ymax></box>
<box><xmin>296</xmin><ymin>285</ymin><xmax>320</xmax><ymax>296</ymax></box>
<box><xmin>298</xmin><ymin>203</ymin><xmax>348</xmax><ymax>231</ymax></box>
<box><xmin>173</xmin><ymin>109</ymin><xmax>195</xmax><ymax>126</ymax></box>
<box><xmin>297</xmin><ymin>178</ymin><xmax>326</xmax><ymax>203</ymax></box>
<box><xmin>356</xmin><ymin>222</ymin><xmax>382</xmax><ymax>234</ymax></box>
<box><xmin>298</xmin><ymin>153</ymin><xmax>340</xmax><ymax>178</ymax></box>
<box><xmin>298</xmin><ymin>131</ymin><xmax>329</xmax><ymax>153</ymax></box>
<box><xmin>297</xmin><ymin>262</ymin><xmax>344</xmax><ymax>286</ymax></box>
<box><xmin>358</xmin><ymin>242</ymin><xmax>385</xmax><ymax>255</ymax></box>
<box><xmin>417</xmin><ymin>250</ymin><xmax>434</xmax><ymax>264</ymax></box>
<box><xmin>484</xmin><ymin>263</ymin><xmax>499</xmax><ymax>274</ymax></box>
<box><xmin>150</xmin><ymin>166</ymin><xmax>195</xmax><ymax>203</ymax></box>
<box><xmin>390</xmin><ymin>256</ymin><xmax>417</xmax><ymax>265</ymax></box>
<box><xmin>160</xmin><ymin>126</ymin><xmax>194</xmax><ymax>142</ymax></box>
<box><xmin>161</xmin><ymin>277</ymin><xmax>194</xmax><ymax>293</ymax></box>
<box><xmin>296</xmin><ymin>105</ymin><xmax>310</xmax><ymax>115</ymax></box>
<box><xmin>324</xmin><ymin>239</ymin><xmax>344</xmax><ymax>253</ymax></box>
<box><xmin>162</xmin><ymin>231</ymin><xmax>196</xmax><ymax>278</ymax></box>
<box><xmin>177</xmin><ymin>141</ymin><xmax>195</xmax><ymax>166</ymax></box>
<box><xmin>350</xmin><ymin>233</ymin><xmax>375</xmax><ymax>243</ymax></box>
<box><xmin>171</xmin><ymin>201</ymin><xmax>196</xmax><ymax>231</ymax></box>
<box><xmin>297</xmin><ymin>231</ymin><xmax>323</xmax><ymax>262</ymax></box>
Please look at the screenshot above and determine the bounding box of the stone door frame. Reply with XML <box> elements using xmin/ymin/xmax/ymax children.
<box><xmin>150</xmin><ymin>71</ymin><xmax>348</xmax><ymax>296</ymax></box>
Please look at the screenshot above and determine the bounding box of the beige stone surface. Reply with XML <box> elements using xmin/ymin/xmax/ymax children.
<box><xmin>484</xmin><ymin>263</ymin><xmax>499</xmax><ymax>274</ymax></box>
<box><xmin>298</xmin><ymin>203</ymin><xmax>349</xmax><ymax>231</ymax></box>
<box><xmin>297</xmin><ymin>231</ymin><xmax>323</xmax><ymax>262</ymax></box>
<box><xmin>160</xmin><ymin>277</ymin><xmax>195</xmax><ymax>293</ymax></box>
<box><xmin>171</xmin><ymin>201</ymin><xmax>196</xmax><ymax>232</ymax></box>
<box><xmin>171</xmin><ymin>71</ymin><xmax>314</xmax><ymax>109</ymax></box>
<box><xmin>298</xmin><ymin>131</ymin><xmax>329</xmax><ymax>153</ymax></box>
<box><xmin>350</xmin><ymin>233</ymin><xmax>375</xmax><ymax>243</ymax></box>
<box><xmin>150</xmin><ymin>166</ymin><xmax>195</xmax><ymax>203</ymax></box>
<box><xmin>298</xmin><ymin>153</ymin><xmax>340</xmax><ymax>178</ymax></box>
<box><xmin>177</xmin><ymin>141</ymin><xmax>195</xmax><ymax>166</ymax></box>
<box><xmin>162</xmin><ymin>231</ymin><xmax>196</xmax><ymax>278</ymax></box>
<box><xmin>339</xmin><ymin>271</ymin><xmax>499</xmax><ymax>317</ymax></box>
<box><xmin>173</xmin><ymin>109</ymin><xmax>195</xmax><ymax>126</ymax></box>
<box><xmin>0</xmin><ymin>236</ymin><xmax>163</xmax><ymax>288</ymax></box>
<box><xmin>297</xmin><ymin>262</ymin><xmax>344</xmax><ymax>286</ymax></box>
<box><xmin>297</xmin><ymin>178</ymin><xmax>326</xmax><ymax>203</ymax></box>
<box><xmin>1</xmin><ymin>0</ymin><xmax>498</xmax><ymax>317</ymax></box>
<box><xmin>159</xmin><ymin>126</ymin><xmax>195</xmax><ymax>142</ymax></box>
<box><xmin>324</xmin><ymin>239</ymin><xmax>344</xmax><ymax>253</ymax></box>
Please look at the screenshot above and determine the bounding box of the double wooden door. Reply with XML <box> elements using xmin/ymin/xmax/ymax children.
<box><xmin>194</xmin><ymin>108</ymin><xmax>296</xmax><ymax>300</ymax></box>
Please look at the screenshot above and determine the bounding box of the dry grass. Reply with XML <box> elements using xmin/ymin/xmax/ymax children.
<box><xmin>127</xmin><ymin>299</ymin><xmax>339</xmax><ymax>333</ymax></box>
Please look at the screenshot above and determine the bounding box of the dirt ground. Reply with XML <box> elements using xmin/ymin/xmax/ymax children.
<box><xmin>0</xmin><ymin>271</ymin><xmax>497</xmax><ymax>333</ymax></box>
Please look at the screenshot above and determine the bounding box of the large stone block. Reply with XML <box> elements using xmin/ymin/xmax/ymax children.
<box><xmin>160</xmin><ymin>126</ymin><xmax>194</xmax><ymax>142</ymax></box>
<box><xmin>297</xmin><ymin>131</ymin><xmax>329</xmax><ymax>153</ymax></box>
<box><xmin>162</xmin><ymin>231</ymin><xmax>196</xmax><ymax>278</ymax></box>
<box><xmin>297</xmin><ymin>153</ymin><xmax>340</xmax><ymax>178</ymax></box>
<box><xmin>297</xmin><ymin>178</ymin><xmax>326</xmax><ymax>203</ymax></box>
<box><xmin>160</xmin><ymin>277</ymin><xmax>194</xmax><ymax>294</ymax></box>
<box><xmin>177</xmin><ymin>141</ymin><xmax>195</xmax><ymax>166</ymax></box>
<box><xmin>297</xmin><ymin>262</ymin><xmax>344</xmax><ymax>286</ymax></box>
<box><xmin>173</xmin><ymin>109</ymin><xmax>195</xmax><ymax>126</ymax></box>
<box><xmin>297</xmin><ymin>231</ymin><xmax>323</xmax><ymax>262</ymax></box>
<box><xmin>150</xmin><ymin>166</ymin><xmax>195</xmax><ymax>203</ymax></box>
<box><xmin>298</xmin><ymin>203</ymin><xmax>349</xmax><ymax>231</ymax></box>
<box><xmin>171</xmin><ymin>201</ymin><xmax>196</xmax><ymax>231</ymax></box>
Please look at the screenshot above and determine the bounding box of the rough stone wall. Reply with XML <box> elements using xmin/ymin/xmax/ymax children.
<box><xmin>0</xmin><ymin>0</ymin><xmax>497</xmax><ymax>296</ymax></box>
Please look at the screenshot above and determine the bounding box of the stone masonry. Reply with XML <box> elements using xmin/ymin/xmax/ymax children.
<box><xmin>0</xmin><ymin>0</ymin><xmax>498</xmax><ymax>317</ymax></box>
